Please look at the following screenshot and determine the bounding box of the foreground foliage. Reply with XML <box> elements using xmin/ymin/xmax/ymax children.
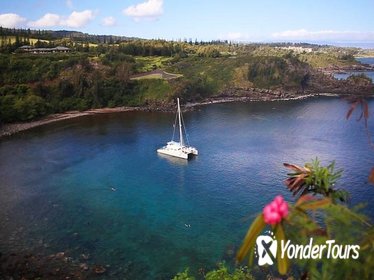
<box><xmin>173</xmin><ymin>264</ymin><xmax>254</xmax><ymax>280</ymax></box>
<box><xmin>284</xmin><ymin>158</ymin><xmax>348</xmax><ymax>202</ymax></box>
<box><xmin>174</xmin><ymin>160</ymin><xmax>374</xmax><ymax>280</ymax></box>
<box><xmin>237</xmin><ymin>160</ymin><xmax>374</xmax><ymax>279</ymax></box>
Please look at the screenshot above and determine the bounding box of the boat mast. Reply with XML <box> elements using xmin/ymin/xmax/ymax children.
<box><xmin>177</xmin><ymin>98</ymin><xmax>184</xmax><ymax>146</ymax></box>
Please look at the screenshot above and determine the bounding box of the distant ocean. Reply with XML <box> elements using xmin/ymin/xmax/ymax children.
<box><xmin>330</xmin><ymin>42</ymin><xmax>374</xmax><ymax>49</ymax></box>
<box><xmin>267</xmin><ymin>41</ymin><xmax>374</xmax><ymax>49</ymax></box>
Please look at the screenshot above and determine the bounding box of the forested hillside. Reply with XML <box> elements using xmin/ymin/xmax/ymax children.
<box><xmin>0</xmin><ymin>28</ymin><xmax>372</xmax><ymax>124</ymax></box>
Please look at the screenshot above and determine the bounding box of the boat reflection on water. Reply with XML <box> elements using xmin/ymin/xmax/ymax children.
<box><xmin>157</xmin><ymin>153</ymin><xmax>190</xmax><ymax>166</ymax></box>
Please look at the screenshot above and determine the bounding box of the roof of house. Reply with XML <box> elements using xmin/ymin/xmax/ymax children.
<box><xmin>54</xmin><ymin>46</ymin><xmax>70</xmax><ymax>50</ymax></box>
<box><xmin>18</xmin><ymin>46</ymin><xmax>71</xmax><ymax>52</ymax></box>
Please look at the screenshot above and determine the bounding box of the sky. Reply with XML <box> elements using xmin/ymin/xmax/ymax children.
<box><xmin>0</xmin><ymin>0</ymin><xmax>373</xmax><ymax>45</ymax></box>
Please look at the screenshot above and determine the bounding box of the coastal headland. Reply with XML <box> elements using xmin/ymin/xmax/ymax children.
<box><xmin>1</xmin><ymin>29</ymin><xmax>374</xmax><ymax>138</ymax></box>
<box><xmin>0</xmin><ymin>90</ymin><xmax>366</xmax><ymax>139</ymax></box>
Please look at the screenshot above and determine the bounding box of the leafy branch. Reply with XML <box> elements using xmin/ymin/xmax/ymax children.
<box><xmin>284</xmin><ymin>158</ymin><xmax>347</xmax><ymax>202</ymax></box>
<box><xmin>346</xmin><ymin>97</ymin><xmax>374</xmax><ymax>184</ymax></box>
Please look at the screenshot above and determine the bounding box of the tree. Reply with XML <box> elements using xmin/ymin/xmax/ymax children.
<box><xmin>300</xmin><ymin>73</ymin><xmax>310</xmax><ymax>92</ymax></box>
<box><xmin>14</xmin><ymin>94</ymin><xmax>48</xmax><ymax>121</ymax></box>
<box><xmin>116</xmin><ymin>62</ymin><xmax>132</xmax><ymax>88</ymax></box>
<box><xmin>0</xmin><ymin>94</ymin><xmax>17</xmax><ymax>123</ymax></box>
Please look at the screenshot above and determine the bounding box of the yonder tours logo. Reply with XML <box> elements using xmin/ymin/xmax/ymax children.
<box><xmin>256</xmin><ymin>231</ymin><xmax>277</xmax><ymax>266</ymax></box>
<box><xmin>255</xmin><ymin>231</ymin><xmax>360</xmax><ymax>266</ymax></box>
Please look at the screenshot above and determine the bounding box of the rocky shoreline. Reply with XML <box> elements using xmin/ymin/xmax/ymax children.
<box><xmin>0</xmin><ymin>91</ymin><xmax>351</xmax><ymax>139</ymax></box>
<box><xmin>0</xmin><ymin>250</ymin><xmax>119</xmax><ymax>279</ymax></box>
<box><xmin>3</xmin><ymin>62</ymin><xmax>374</xmax><ymax>139</ymax></box>
<box><xmin>321</xmin><ymin>64</ymin><xmax>374</xmax><ymax>73</ymax></box>
<box><xmin>185</xmin><ymin>92</ymin><xmax>342</xmax><ymax>108</ymax></box>
<box><xmin>0</xmin><ymin>107</ymin><xmax>139</xmax><ymax>139</ymax></box>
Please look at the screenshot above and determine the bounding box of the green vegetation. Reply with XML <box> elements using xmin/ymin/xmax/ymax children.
<box><xmin>0</xmin><ymin>28</ymin><xmax>370</xmax><ymax>124</ymax></box>
<box><xmin>130</xmin><ymin>71</ymin><xmax>182</xmax><ymax>81</ymax></box>
<box><xmin>173</xmin><ymin>156</ymin><xmax>374</xmax><ymax>279</ymax></box>
<box><xmin>131</xmin><ymin>73</ymin><xmax>165</xmax><ymax>80</ymax></box>
<box><xmin>235</xmin><ymin>159</ymin><xmax>374</xmax><ymax>279</ymax></box>
<box><xmin>167</xmin><ymin>56</ymin><xmax>238</xmax><ymax>97</ymax></box>
<box><xmin>298</xmin><ymin>51</ymin><xmax>356</xmax><ymax>68</ymax></box>
<box><xmin>347</xmin><ymin>73</ymin><xmax>373</xmax><ymax>85</ymax></box>
<box><xmin>134</xmin><ymin>56</ymin><xmax>174</xmax><ymax>72</ymax></box>
<box><xmin>284</xmin><ymin>158</ymin><xmax>348</xmax><ymax>202</ymax></box>
<box><xmin>2</xmin><ymin>27</ymin><xmax>374</xmax><ymax>279</ymax></box>
<box><xmin>356</xmin><ymin>49</ymin><xmax>374</xmax><ymax>58</ymax></box>
<box><xmin>132</xmin><ymin>79</ymin><xmax>173</xmax><ymax>104</ymax></box>
<box><xmin>246</xmin><ymin>55</ymin><xmax>310</xmax><ymax>89</ymax></box>
<box><xmin>173</xmin><ymin>264</ymin><xmax>254</xmax><ymax>280</ymax></box>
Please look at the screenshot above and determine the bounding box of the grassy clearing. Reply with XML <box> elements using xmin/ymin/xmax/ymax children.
<box><xmin>298</xmin><ymin>52</ymin><xmax>355</xmax><ymax>68</ymax></box>
<box><xmin>355</xmin><ymin>51</ymin><xmax>374</xmax><ymax>58</ymax></box>
<box><xmin>134</xmin><ymin>56</ymin><xmax>173</xmax><ymax>72</ymax></box>
<box><xmin>131</xmin><ymin>73</ymin><xmax>164</xmax><ymax>80</ymax></box>
<box><xmin>0</xmin><ymin>36</ymin><xmax>98</xmax><ymax>48</ymax></box>
<box><xmin>166</xmin><ymin>56</ymin><xmax>239</xmax><ymax>94</ymax></box>
<box><xmin>131</xmin><ymin>70</ymin><xmax>182</xmax><ymax>81</ymax></box>
<box><xmin>132</xmin><ymin>79</ymin><xmax>172</xmax><ymax>103</ymax></box>
<box><xmin>0</xmin><ymin>36</ymin><xmax>49</xmax><ymax>45</ymax></box>
<box><xmin>132</xmin><ymin>73</ymin><xmax>161</xmax><ymax>80</ymax></box>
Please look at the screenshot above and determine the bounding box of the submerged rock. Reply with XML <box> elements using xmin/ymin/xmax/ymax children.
<box><xmin>55</xmin><ymin>252</ymin><xmax>65</xmax><ymax>258</ymax></box>
<box><xmin>80</xmin><ymin>253</ymin><xmax>90</xmax><ymax>260</ymax></box>
<box><xmin>93</xmin><ymin>265</ymin><xmax>106</xmax><ymax>274</ymax></box>
<box><xmin>79</xmin><ymin>263</ymin><xmax>89</xmax><ymax>271</ymax></box>
<box><xmin>0</xmin><ymin>251</ymin><xmax>91</xmax><ymax>279</ymax></box>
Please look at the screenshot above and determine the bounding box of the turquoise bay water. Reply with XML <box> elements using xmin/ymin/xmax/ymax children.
<box><xmin>1</xmin><ymin>98</ymin><xmax>374</xmax><ymax>278</ymax></box>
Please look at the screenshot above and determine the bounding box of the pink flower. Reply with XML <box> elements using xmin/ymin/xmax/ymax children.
<box><xmin>263</xmin><ymin>195</ymin><xmax>289</xmax><ymax>225</ymax></box>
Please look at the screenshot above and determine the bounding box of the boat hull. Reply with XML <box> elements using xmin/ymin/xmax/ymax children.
<box><xmin>157</xmin><ymin>147</ymin><xmax>191</xmax><ymax>159</ymax></box>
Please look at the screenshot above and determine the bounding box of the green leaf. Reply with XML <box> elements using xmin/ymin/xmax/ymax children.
<box><xmin>295</xmin><ymin>195</ymin><xmax>314</xmax><ymax>207</ymax></box>
<box><xmin>283</xmin><ymin>162</ymin><xmax>305</xmax><ymax>172</ymax></box>
<box><xmin>298</xmin><ymin>197</ymin><xmax>331</xmax><ymax>211</ymax></box>
<box><xmin>236</xmin><ymin>213</ymin><xmax>266</xmax><ymax>262</ymax></box>
<box><xmin>275</xmin><ymin>223</ymin><xmax>289</xmax><ymax>275</ymax></box>
<box><xmin>248</xmin><ymin>244</ymin><xmax>255</xmax><ymax>266</ymax></box>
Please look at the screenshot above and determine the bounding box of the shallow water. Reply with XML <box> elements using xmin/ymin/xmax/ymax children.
<box><xmin>1</xmin><ymin>97</ymin><xmax>374</xmax><ymax>278</ymax></box>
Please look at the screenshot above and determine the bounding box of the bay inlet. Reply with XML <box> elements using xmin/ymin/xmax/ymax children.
<box><xmin>1</xmin><ymin>97</ymin><xmax>374</xmax><ymax>278</ymax></box>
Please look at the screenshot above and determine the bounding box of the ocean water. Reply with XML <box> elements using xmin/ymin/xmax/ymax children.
<box><xmin>1</xmin><ymin>97</ymin><xmax>374</xmax><ymax>278</ymax></box>
<box><xmin>333</xmin><ymin>71</ymin><xmax>374</xmax><ymax>81</ymax></box>
<box><xmin>333</xmin><ymin>57</ymin><xmax>374</xmax><ymax>81</ymax></box>
<box><xmin>356</xmin><ymin>57</ymin><xmax>374</xmax><ymax>65</ymax></box>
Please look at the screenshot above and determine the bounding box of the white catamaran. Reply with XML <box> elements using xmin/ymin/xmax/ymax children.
<box><xmin>157</xmin><ymin>98</ymin><xmax>198</xmax><ymax>160</ymax></box>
